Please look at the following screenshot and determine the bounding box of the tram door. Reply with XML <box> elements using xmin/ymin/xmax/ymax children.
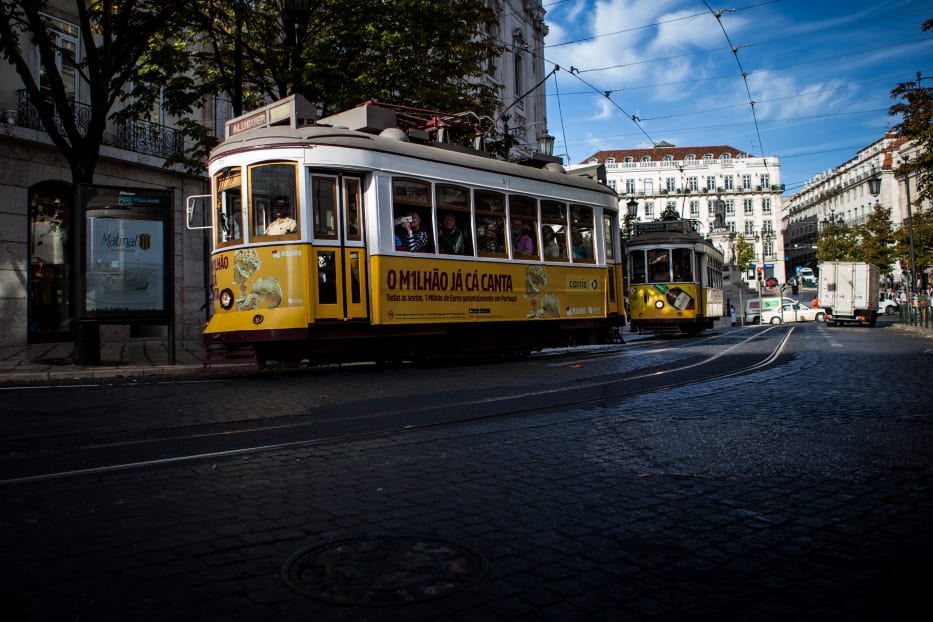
<box><xmin>310</xmin><ymin>174</ymin><xmax>368</xmax><ymax>321</ymax></box>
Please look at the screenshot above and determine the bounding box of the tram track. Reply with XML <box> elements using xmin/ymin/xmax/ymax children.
<box><xmin>0</xmin><ymin>326</ymin><xmax>793</xmax><ymax>487</ymax></box>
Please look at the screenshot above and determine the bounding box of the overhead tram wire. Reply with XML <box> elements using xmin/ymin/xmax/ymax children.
<box><xmin>551</xmin><ymin>70</ymin><xmax>572</xmax><ymax>162</ymax></box>
<box><xmin>560</xmin><ymin>64</ymin><xmax>659</xmax><ymax>148</ymax></box>
<box><xmin>543</xmin><ymin>0</ymin><xmax>783</xmax><ymax>50</ymax></box>
<box><xmin>702</xmin><ymin>1</ymin><xmax>767</xmax><ymax>159</ymax></box>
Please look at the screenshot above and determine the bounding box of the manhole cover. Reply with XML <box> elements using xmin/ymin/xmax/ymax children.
<box><xmin>281</xmin><ymin>536</ymin><xmax>488</xmax><ymax>606</ymax></box>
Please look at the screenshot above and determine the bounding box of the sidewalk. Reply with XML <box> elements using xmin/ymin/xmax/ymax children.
<box><xmin>0</xmin><ymin>338</ymin><xmax>209</xmax><ymax>384</ymax></box>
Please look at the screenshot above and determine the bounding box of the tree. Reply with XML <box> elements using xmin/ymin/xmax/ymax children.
<box><xmin>816</xmin><ymin>220</ymin><xmax>858</xmax><ymax>262</ymax></box>
<box><xmin>893</xmin><ymin>208</ymin><xmax>933</xmax><ymax>283</ymax></box>
<box><xmin>889</xmin><ymin>18</ymin><xmax>933</xmax><ymax>207</ymax></box>
<box><xmin>192</xmin><ymin>0</ymin><xmax>502</xmax><ymax>121</ymax></box>
<box><xmin>857</xmin><ymin>203</ymin><xmax>897</xmax><ymax>269</ymax></box>
<box><xmin>0</xmin><ymin>0</ymin><xmax>193</xmax><ymax>185</ymax></box>
<box><xmin>734</xmin><ymin>234</ymin><xmax>756</xmax><ymax>279</ymax></box>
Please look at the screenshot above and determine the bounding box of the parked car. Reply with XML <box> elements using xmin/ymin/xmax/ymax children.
<box><xmin>744</xmin><ymin>297</ymin><xmax>798</xmax><ymax>324</ymax></box>
<box><xmin>878</xmin><ymin>298</ymin><xmax>899</xmax><ymax>315</ymax></box>
<box><xmin>762</xmin><ymin>301</ymin><xmax>826</xmax><ymax>324</ymax></box>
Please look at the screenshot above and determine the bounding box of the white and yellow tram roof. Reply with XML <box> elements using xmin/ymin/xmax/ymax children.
<box><xmin>208</xmin><ymin>96</ymin><xmax>618</xmax><ymax>209</ymax></box>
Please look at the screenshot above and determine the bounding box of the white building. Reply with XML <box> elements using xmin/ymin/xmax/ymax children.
<box><xmin>782</xmin><ymin>129</ymin><xmax>920</xmax><ymax>281</ymax></box>
<box><xmin>578</xmin><ymin>145</ymin><xmax>786</xmax><ymax>288</ymax></box>
<box><xmin>0</xmin><ymin>0</ymin><xmax>550</xmax><ymax>347</ymax></box>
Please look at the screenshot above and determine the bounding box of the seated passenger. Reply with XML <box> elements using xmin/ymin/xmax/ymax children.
<box><xmin>396</xmin><ymin>211</ymin><xmax>429</xmax><ymax>252</ymax></box>
<box><xmin>438</xmin><ymin>212</ymin><xmax>465</xmax><ymax>255</ymax></box>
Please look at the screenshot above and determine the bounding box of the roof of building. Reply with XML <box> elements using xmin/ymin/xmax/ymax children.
<box><xmin>582</xmin><ymin>145</ymin><xmax>753</xmax><ymax>164</ymax></box>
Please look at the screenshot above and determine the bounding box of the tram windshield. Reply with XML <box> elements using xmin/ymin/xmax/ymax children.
<box><xmin>250</xmin><ymin>162</ymin><xmax>298</xmax><ymax>238</ymax></box>
<box><xmin>630</xmin><ymin>248</ymin><xmax>694</xmax><ymax>283</ymax></box>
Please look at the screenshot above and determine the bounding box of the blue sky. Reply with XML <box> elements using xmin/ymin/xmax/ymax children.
<box><xmin>541</xmin><ymin>0</ymin><xmax>933</xmax><ymax>195</ymax></box>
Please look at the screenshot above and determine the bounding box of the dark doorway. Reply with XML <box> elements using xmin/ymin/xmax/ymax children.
<box><xmin>28</xmin><ymin>181</ymin><xmax>74</xmax><ymax>343</ymax></box>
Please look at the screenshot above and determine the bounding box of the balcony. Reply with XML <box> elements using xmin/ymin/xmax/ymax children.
<box><xmin>16</xmin><ymin>89</ymin><xmax>184</xmax><ymax>159</ymax></box>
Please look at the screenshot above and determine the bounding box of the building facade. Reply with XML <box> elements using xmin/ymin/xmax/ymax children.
<box><xmin>0</xmin><ymin>0</ymin><xmax>550</xmax><ymax>348</ymax></box>
<box><xmin>782</xmin><ymin>130</ymin><xmax>921</xmax><ymax>282</ymax></box>
<box><xmin>579</xmin><ymin>145</ymin><xmax>786</xmax><ymax>288</ymax></box>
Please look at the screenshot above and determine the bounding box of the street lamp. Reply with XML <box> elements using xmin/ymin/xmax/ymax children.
<box><xmin>625</xmin><ymin>198</ymin><xmax>638</xmax><ymax>239</ymax></box>
<box><xmin>536</xmin><ymin>132</ymin><xmax>555</xmax><ymax>157</ymax></box>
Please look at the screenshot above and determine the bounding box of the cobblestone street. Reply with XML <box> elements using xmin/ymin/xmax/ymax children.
<box><xmin>1</xmin><ymin>323</ymin><xmax>931</xmax><ymax>621</ymax></box>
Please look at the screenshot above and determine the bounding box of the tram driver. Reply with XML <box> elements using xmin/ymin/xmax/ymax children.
<box><xmin>265</xmin><ymin>197</ymin><xmax>297</xmax><ymax>235</ymax></box>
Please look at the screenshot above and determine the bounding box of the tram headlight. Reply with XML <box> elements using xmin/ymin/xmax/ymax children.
<box><xmin>219</xmin><ymin>288</ymin><xmax>235</xmax><ymax>309</ymax></box>
<box><xmin>655</xmin><ymin>300</ymin><xmax>665</xmax><ymax>309</ymax></box>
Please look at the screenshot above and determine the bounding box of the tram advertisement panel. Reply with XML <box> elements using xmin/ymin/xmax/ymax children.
<box><xmin>628</xmin><ymin>283</ymin><xmax>699</xmax><ymax>319</ymax></box>
<box><xmin>208</xmin><ymin>246</ymin><xmax>309</xmax><ymax>329</ymax></box>
<box><xmin>372</xmin><ymin>256</ymin><xmax>605</xmax><ymax>324</ymax></box>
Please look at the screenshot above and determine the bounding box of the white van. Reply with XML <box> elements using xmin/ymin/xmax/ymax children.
<box><xmin>744</xmin><ymin>297</ymin><xmax>798</xmax><ymax>324</ymax></box>
<box><xmin>798</xmin><ymin>267</ymin><xmax>816</xmax><ymax>286</ymax></box>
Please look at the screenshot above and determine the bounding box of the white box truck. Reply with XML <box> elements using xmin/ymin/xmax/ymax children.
<box><xmin>817</xmin><ymin>261</ymin><xmax>880</xmax><ymax>326</ymax></box>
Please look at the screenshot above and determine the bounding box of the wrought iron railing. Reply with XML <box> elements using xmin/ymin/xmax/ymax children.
<box><xmin>16</xmin><ymin>89</ymin><xmax>183</xmax><ymax>159</ymax></box>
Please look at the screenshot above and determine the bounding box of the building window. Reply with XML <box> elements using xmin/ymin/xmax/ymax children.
<box><xmin>643</xmin><ymin>179</ymin><xmax>654</xmax><ymax>194</ymax></box>
<box><xmin>761</xmin><ymin>173</ymin><xmax>770</xmax><ymax>188</ymax></box>
<box><xmin>745</xmin><ymin>221</ymin><xmax>755</xmax><ymax>235</ymax></box>
<box><xmin>38</xmin><ymin>15</ymin><xmax>80</xmax><ymax>100</ymax></box>
<box><xmin>725</xmin><ymin>200</ymin><xmax>735</xmax><ymax>215</ymax></box>
<box><xmin>645</xmin><ymin>202</ymin><xmax>655</xmax><ymax>218</ymax></box>
<box><xmin>724</xmin><ymin>176</ymin><xmax>734</xmax><ymax>190</ymax></box>
<box><xmin>706</xmin><ymin>176</ymin><xmax>716</xmax><ymax>191</ymax></box>
<box><xmin>625</xmin><ymin>179</ymin><xmax>635</xmax><ymax>194</ymax></box>
<box><xmin>513</xmin><ymin>53</ymin><xmax>523</xmax><ymax>103</ymax></box>
<box><xmin>742</xmin><ymin>174</ymin><xmax>752</xmax><ymax>189</ymax></box>
<box><xmin>690</xmin><ymin>200</ymin><xmax>699</xmax><ymax>216</ymax></box>
<box><xmin>666</xmin><ymin>177</ymin><xmax>676</xmax><ymax>192</ymax></box>
<box><xmin>687</xmin><ymin>177</ymin><xmax>698</xmax><ymax>191</ymax></box>
<box><xmin>641</xmin><ymin>155</ymin><xmax>651</xmax><ymax>162</ymax></box>
<box><xmin>762</xmin><ymin>198</ymin><xmax>772</xmax><ymax>214</ymax></box>
<box><xmin>743</xmin><ymin>198</ymin><xmax>754</xmax><ymax>215</ymax></box>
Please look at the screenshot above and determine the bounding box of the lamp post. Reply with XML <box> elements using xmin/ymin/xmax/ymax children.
<box><xmin>624</xmin><ymin>198</ymin><xmax>638</xmax><ymax>239</ymax></box>
<box><xmin>755</xmin><ymin>227</ymin><xmax>775</xmax><ymax>323</ymax></box>
<box><xmin>902</xmin><ymin>155</ymin><xmax>918</xmax><ymax>298</ymax></box>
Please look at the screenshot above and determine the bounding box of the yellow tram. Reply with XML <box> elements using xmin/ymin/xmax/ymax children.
<box><xmin>193</xmin><ymin>96</ymin><xmax>626</xmax><ymax>364</ymax></box>
<box><xmin>626</xmin><ymin>217</ymin><xmax>724</xmax><ymax>335</ymax></box>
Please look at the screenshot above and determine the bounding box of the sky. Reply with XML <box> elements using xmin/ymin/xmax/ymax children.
<box><xmin>541</xmin><ymin>0</ymin><xmax>933</xmax><ymax>196</ymax></box>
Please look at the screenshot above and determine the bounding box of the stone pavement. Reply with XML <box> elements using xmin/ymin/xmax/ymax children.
<box><xmin>0</xmin><ymin>322</ymin><xmax>931</xmax><ymax>621</ymax></box>
<box><xmin>0</xmin><ymin>337</ymin><xmax>209</xmax><ymax>384</ymax></box>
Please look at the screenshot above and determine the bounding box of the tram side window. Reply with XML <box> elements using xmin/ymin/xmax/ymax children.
<box><xmin>570</xmin><ymin>204</ymin><xmax>595</xmax><ymax>262</ymax></box>
<box><xmin>215</xmin><ymin>167</ymin><xmax>243</xmax><ymax>246</ymax></box>
<box><xmin>436</xmin><ymin>184</ymin><xmax>473</xmax><ymax>256</ymax></box>
<box><xmin>672</xmin><ymin>248</ymin><xmax>693</xmax><ymax>282</ymax></box>
<box><xmin>509</xmin><ymin>194</ymin><xmax>538</xmax><ymax>258</ymax></box>
<box><xmin>648</xmin><ymin>249</ymin><xmax>670</xmax><ymax>282</ymax></box>
<box><xmin>630</xmin><ymin>250</ymin><xmax>647</xmax><ymax>284</ymax></box>
<box><xmin>392</xmin><ymin>178</ymin><xmax>433</xmax><ymax>252</ymax></box>
<box><xmin>603</xmin><ymin>214</ymin><xmax>617</xmax><ymax>261</ymax></box>
<box><xmin>250</xmin><ymin>163</ymin><xmax>298</xmax><ymax>238</ymax></box>
<box><xmin>311</xmin><ymin>175</ymin><xmax>338</xmax><ymax>239</ymax></box>
<box><xmin>344</xmin><ymin>178</ymin><xmax>362</xmax><ymax>241</ymax></box>
<box><xmin>541</xmin><ymin>200</ymin><xmax>568</xmax><ymax>261</ymax></box>
<box><xmin>475</xmin><ymin>190</ymin><xmax>506</xmax><ymax>257</ymax></box>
